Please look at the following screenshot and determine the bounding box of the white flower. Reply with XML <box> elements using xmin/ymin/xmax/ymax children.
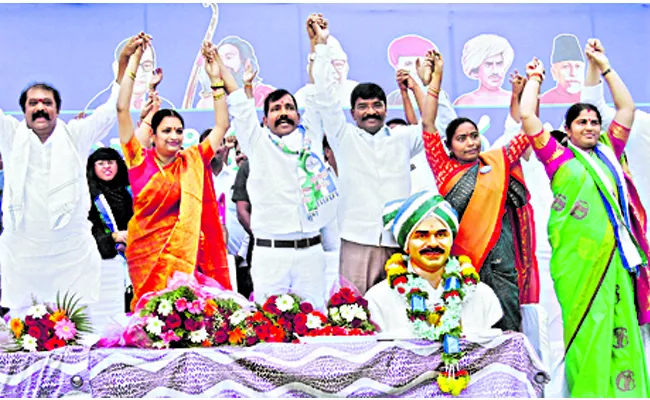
<box><xmin>340</xmin><ymin>304</ymin><xmax>355</xmax><ymax>322</ymax></box>
<box><xmin>329</xmin><ymin>307</ymin><xmax>341</xmax><ymax>322</ymax></box>
<box><xmin>353</xmin><ymin>305</ymin><xmax>368</xmax><ymax>321</ymax></box>
<box><xmin>276</xmin><ymin>295</ymin><xmax>295</xmax><ymax>312</ymax></box>
<box><xmin>145</xmin><ymin>316</ymin><xmax>164</xmax><ymax>336</ymax></box>
<box><xmin>189</xmin><ymin>328</ymin><xmax>208</xmax><ymax>343</ymax></box>
<box><xmin>152</xmin><ymin>341</ymin><xmax>168</xmax><ymax>349</ymax></box>
<box><xmin>26</xmin><ymin>304</ymin><xmax>48</xmax><ymax>319</ymax></box>
<box><xmin>306</xmin><ymin>313</ymin><xmax>323</xmax><ymax>329</ymax></box>
<box><xmin>157</xmin><ymin>299</ymin><xmax>173</xmax><ymax>317</ymax></box>
<box><xmin>228</xmin><ymin>309</ymin><xmax>250</xmax><ymax>326</ymax></box>
<box><xmin>22</xmin><ymin>334</ymin><xmax>38</xmax><ymax>352</ymax></box>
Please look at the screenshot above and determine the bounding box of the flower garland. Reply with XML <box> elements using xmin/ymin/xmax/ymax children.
<box><xmin>385</xmin><ymin>253</ymin><xmax>480</xmax><ymax>396</ymax></box>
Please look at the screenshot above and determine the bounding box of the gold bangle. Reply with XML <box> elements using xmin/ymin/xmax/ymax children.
<box><xmin>213</xmin><ymin>91</ymin><xmax>226</xmax><ymax>101</ymax></box>
<box><xmin>210</xmin><ymin>80</ymin><xmax>225</xmax><ymax>90</ymax></box>
<box><xmin>128</xmin><ymin>71</ymin><xmax>137</xmax><ymax>81</ymax></box>
<box><xmin>244</xmin><ymin>82</ymin><xmax>253</xmax><ymax>88</ymax></box>
<box><xmin>428</xmin><ymin>86</ymin><xmax>440</xmax><ymax>95</ymax></box>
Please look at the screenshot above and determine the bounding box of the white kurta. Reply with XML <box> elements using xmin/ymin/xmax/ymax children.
<box><xmin>365</xmin><ymin>280</ymin><xmax>503</xmax><ymax>337</ymax></box>
<box><xmin>0</xmin><ymin>84</ymin><xmax>119</xmax><ymax>309</ymax></box>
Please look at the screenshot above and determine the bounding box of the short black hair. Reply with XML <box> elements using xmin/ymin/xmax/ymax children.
<box><xmin>19</xmin><ymin>83</ymin><xmax>62</xmax><ymax>113</ymax></box>
<box><xmin>386</xmin><ymin>118</ymin><xmax>408</xmax><ymax>127</ymax></box>
<box><xmin>350</xmin><ymin>83</ymin><xmax>386</xmax><ymax>109</ymax></box>
<box><xmin>263</xmin><ymin>89</ymin><xmax>298</xmax><ymax>117</ymax></box>
<box><xmin>151</xmin><ymin>109</ymin><xmax>185</xmax><ymax>134</ymax></box>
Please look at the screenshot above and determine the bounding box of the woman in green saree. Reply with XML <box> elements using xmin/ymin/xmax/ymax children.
<box><xmin>519</xmin><ymin>39</ymin><xmax>649</xmax><ymax>397</ymax></box>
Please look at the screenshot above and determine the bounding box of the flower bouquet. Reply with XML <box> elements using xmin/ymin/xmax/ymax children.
<box><xmin>260</xmin><ymin>294</ymin><xmax>328</xmax><ymax>341</ymax></box>
<box><xmin>323</xmin><ymin>287</ymin><xmax>377</xmax><ymax>336</ymax></box>
<box><xmin>2</xmin><ymin>292</ymin><xmax>92</xmax><ymax>352</ymax></box>
<box><xmin>138</xmin><ymin>285</ymin><xmax>245</xmax><ymax>349</ymax></box>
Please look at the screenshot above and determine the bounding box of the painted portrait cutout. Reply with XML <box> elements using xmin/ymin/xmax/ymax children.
<box><xmin>453</xmin><ymin>34</ymin><xmax>514</xmax><ymax>106</ymax></box>
<box><xmin>386</xmin><ymin>34</ymin><xmax>438</xmax><ymax>106</ymax></box>
<box><xmin>540</xmin><ymin>34</ymin><xmax>585</xmax><ymax>104</ymax></box>
<box><xmin>85</xmin><ymin>37</ymin><xmax>175</xmax><ymax>112</ymax></box>
<box><xmin>294</xmin><ymin>35</ymin><xmax>358</xmax><ymax>109</ymax></box>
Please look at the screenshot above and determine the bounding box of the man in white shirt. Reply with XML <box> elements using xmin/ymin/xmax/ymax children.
<box><xmin>306</xmin><ymin>16</ymin><xmax>456</xmax><ymax>294</ymax></box>
<box><xmin>0</xmin><ymin>34</ymin><xmax>138</xmax><ymax>316</ymax></box>
<box><xmin>366</xmin><ymin>190</ymin><xmax>502</xmax><ymax>337</ymax></box>
<box><xmin>218</xmin><ymin>41</ymin><xmax>337</xmax><ymax>310</ymax></box>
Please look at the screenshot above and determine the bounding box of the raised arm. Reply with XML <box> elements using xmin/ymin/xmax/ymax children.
<box><xmin>396</xmin><ymin>69</ymin><xmax>419</xmax><ymax>125</ymax></box>
<box><xmin>519</xmin><ymin>58</ymin><xmax>545</xmax><ymax>137</ymax></box>
<box><xmin>421</xmin><ymin>50</ymin><xmax>442</xmax><ymax>134</ymax></box>
<box><xmin>310</xmin><ymin>15</ymin><xmax>350</xmax><ymax>146</ymax></box>
<box><xmin>581</xmin><ymin>51</ymin><xmax>615</xmax><ymax>128</ymax></box>
<box><xmin>201</xmin><ymin>41</ymin><xmax>230</xmax><ymax>152</ymax></box>
<box><xmin>117</xmin><ymin>33</ymin><xmax>151</xmax><ymax>144</ymax></box>
<box><xmin>134</xmin><ymin>68</ymin><xmax>163</xmax><ymax>148</ymax></box>
<box><xmin>585</xmin><ymin>39</ymin><xmax>635</xmax><ymax>131</ymax></box>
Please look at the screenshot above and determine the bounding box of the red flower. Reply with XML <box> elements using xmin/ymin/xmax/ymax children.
<box><xmin>252</xmin><ymin>311</ymin><xmax>266</xmax><ymax>323</ymax></box>
<box><xmin>254</xmin><ymin>324</ymin><xmax>271</xmax><ymax>341</ymax></box>
<box><xmin>28</xmin><ymin>326</ymin><xmax>43</xmax><ymax>340</ymax></box>
<box><xmin>166</xmin><ymin>314</ymin><xmax>182</xmax><ymax>330</ymax></box>
<box><xmin>330</xmin><ymin>293</ymin><xmax>343</xmax><ymax>307</ymax></box>
<box><xmin>294</xmin><ymin>313</ymin><xmax>308</xmax><ymax>326</ymax></box>
<box><xmin>340</xmin><ymin>289</ymin><xmax>356</xmax><ymax>304</ymax></box>
<box><xmin>44</xmin><ymin>337</ymin><xmax>66</xmax><ymax>351</ymax></box>
<box><xmin>24</xmin><ymin>316</ymin><xmax>38</xmax><ymax>326</ymax></box>
<box><xmin>299</xmin><ymin>302</ymin><xmax>314</xmax><ymax>314</ymax></box>
<box><xmin>245</xmin><ymin>336</ymin><xmax>258</xmax><ymax>346</ymax></box>
<box><xmin>270</xmin><ymin>325</ymin><xmax>286</xmax><ymax>342</ymax></box>
<box><xmin>392</xmin><ymin>276</ymin><xmax>408</xmax><ymax>286</ymax></box>
<box><xmin>397</xmin><ymin>287</ymin><xmax>405</xmax><ymax>294</ymax></box>
<box><xmin>443</xmin><ymin>290</ymin><xmax>460</xmax><ymax>300</ymax></box>
<box><xmin>184</xmin><ymin>318</ymin><xmax>201</xmax><ymax>332</ymax></box>
<box><xmin>214</xmin><ymin>329</ymin><xmax>228</xmax><ymax>344</ymax></box>
<box><xmin>332</xmin><ymin>326</ymin><xmax>346</xmax><ymax>336</ymax></box>
<box><xmin>294</xmin><ymin>323</ymin><xmax>307</xmax><ymax>336</ymax></box>
<box><xmin>312</xmin><ymin>311</ymin><xmax>328</xmax><ymax>324</ymax></box>
<box><xmin>277</xmin><ymin>318</ymin><xmax>292</xmax><ymax>331</ymax></box>
<box><xmin>39</xmin><ymin>318</ymin><xmax>55</xmax><ymax>330</ymax></box>
<box><xmin>349</xmin><ymin>328</ymin><xmax>362</xmax><ymax>336</ymax></box>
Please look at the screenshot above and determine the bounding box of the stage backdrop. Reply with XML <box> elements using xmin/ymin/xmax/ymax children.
<box><xmin>1</xmin><ymin>3</ymin><xmax>649</xmax><ymax>151</ymax></box>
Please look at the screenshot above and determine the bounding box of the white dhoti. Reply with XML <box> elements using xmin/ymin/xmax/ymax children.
<box><xmin>251</xmin><ymin>243</ymin><xmax>326</xmax><ymax>311</ymax></box>
<box><xmin>85</xmin><ymin>257</ymin><xmax>125</xmax><ymax>336</ymax></box>
<box><xmin>0</xmin><ymin>221</ymin><xmax>101</xmax><ymax>310</ymax></box>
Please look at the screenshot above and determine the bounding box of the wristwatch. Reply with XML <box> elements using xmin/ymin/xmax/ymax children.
<box><xmin>307</xmin><ymin>52</ymin><xmax>316</xmax><ymax>63</ymax></box>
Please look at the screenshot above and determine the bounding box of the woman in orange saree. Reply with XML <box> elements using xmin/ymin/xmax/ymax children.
<box><xmin>117</xmin><ymin>35</ymin><xmax>231</xmax><ymax>310</ymax></box>
<box><xmin>419</xmin><ymin>50</ymin><xmax>539</xmax><ymax>332</ymax></box>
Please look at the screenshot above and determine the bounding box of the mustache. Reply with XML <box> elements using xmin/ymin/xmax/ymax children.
<box><xmin>32</xmin><ymin>110</ymin><xmax>50</xmax><ymax>121</ymax></box>
<box><xmin>419</xmin><ymin>246</ymin><xmax>445</xmax><ymax>255</ymax></box>
<box><xmin>275</xmin><ymin>116</ymin><xmax>295</xmax><ymax>127</ymax></box>
<box><xmin>362</xmin><ymin>114</ymin><xmax>381</xmax><ymax>122</ymax></box>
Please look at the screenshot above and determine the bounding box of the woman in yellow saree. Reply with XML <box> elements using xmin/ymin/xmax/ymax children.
<box><xmin>117</xmin><ymin>35</ymin><xmax>231</xmax><ymax>310</ymax></box>
<box><xmin>519</xmin><ymin>40</ymin><xmax>648</xmax><ymax>397</ymax></box>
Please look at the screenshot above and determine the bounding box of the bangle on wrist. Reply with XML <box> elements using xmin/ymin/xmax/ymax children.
<box><xmin>244</xmin><ymin>82</ymin><xmax>253</xmax><ymax>88</ymax></box>
<box><xmin>127</xmin><ymin>71</ymin><xmax>137</xmax><ymax>81</ymax></box>
<box><xmin>529</xmin><ymin>72</ymin><xmax>544</xmax><ymax>83</ymax></box>
<box><xmin>601</xmin><ymin>68</ymin><xmax>612</xmax><ymax>77</ymax></box>
<box><xmin>213</xmin><ymin>91</ymin><xmax>226</xmax><ymax>101</ymax></box>
<box><xmin>210</xmin><ymin>80</ymin><xmax>225</xmax><ymax>90</ymax></box>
